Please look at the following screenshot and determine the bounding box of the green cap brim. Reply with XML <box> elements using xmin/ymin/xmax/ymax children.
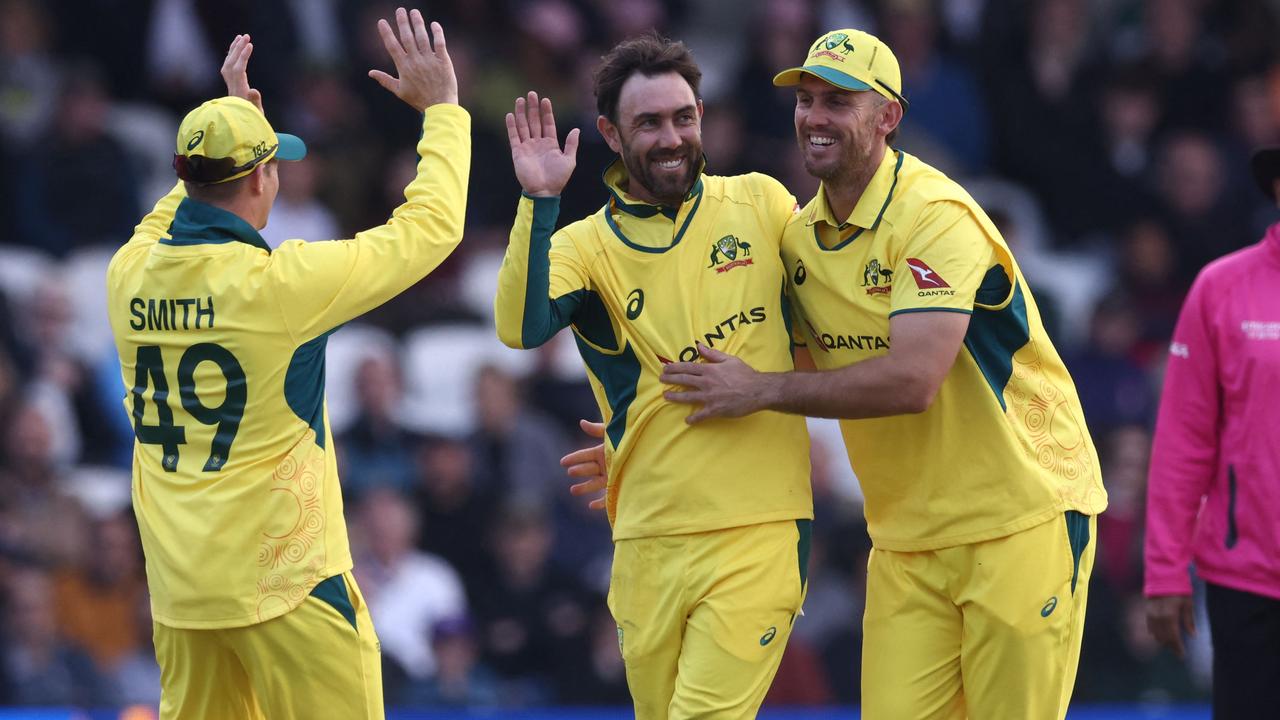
<box><xmin>276</xmin><ymin>133</ymin><xmax>307</xmax><ymax>162</ymax></box>
<box><xmin>772</xmin><ymin>66</ymin><xmax>874</xmax><ymax>92</ymax></box>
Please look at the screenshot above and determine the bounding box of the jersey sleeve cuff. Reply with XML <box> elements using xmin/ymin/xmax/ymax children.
<box><xmin>888</xmin><ymin>306</ymin><xmax>974</xmax><ymax>318</ymax></box>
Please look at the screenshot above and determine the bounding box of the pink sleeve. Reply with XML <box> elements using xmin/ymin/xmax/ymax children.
<box><xmin>1143</xmin><ymin>273</ymin><xmax>1221</xmax><ymax>597</ymax></box>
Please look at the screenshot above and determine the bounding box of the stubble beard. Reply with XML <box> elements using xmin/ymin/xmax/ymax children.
<box><xmin>800</xmin><ymin>121</ymin><xmax>877</xmax><ymax>188</ymax></box>
<box><xmin>621</xmin><ymin>139</ymin><xmax>702</xmax><ymax>207</ymax></box>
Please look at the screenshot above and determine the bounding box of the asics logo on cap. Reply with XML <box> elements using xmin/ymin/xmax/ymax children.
<box><xmin>187</xmin><ymin>130</ymin><xmax>205</xmax><ymax>151</ymax></box>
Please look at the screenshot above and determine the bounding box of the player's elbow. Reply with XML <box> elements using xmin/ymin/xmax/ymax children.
<box><xmin>494</xmin><ymin>313</ymin><xmax>526</xmax><ymax>350</ymax></box>
<box><xmin>898</xmin><ymin>376</ymin><xmax>943</xmax><ymax>414</ymax></box>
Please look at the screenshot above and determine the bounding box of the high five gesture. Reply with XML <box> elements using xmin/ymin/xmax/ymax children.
<box><xmin>506</xmin><ymin>91</ymin><xmax>580</xmax><ymax>197</ymax></box>
<box><xmin>369</xmin><ymin>8</ymin><xmax>458</xmax><ymax>111</ymax></box>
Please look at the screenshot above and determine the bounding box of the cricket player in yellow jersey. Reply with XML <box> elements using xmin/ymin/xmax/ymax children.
<box><xmin>653</xmin><ymin>29</ymin><xmax>1108</xmax><ymax>719</ymax></box>
<box><xmin>105</xmin><ymin>10</ymin><xmax>467</xmax><ymax>718</ymax></box>
<box><xmin>494</xmin><ymin>35</ymin><xmax>812</xmax><ymax>719</ymax></box>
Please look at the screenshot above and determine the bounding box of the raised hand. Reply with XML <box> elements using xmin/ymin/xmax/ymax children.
<box><xmin>221</xmin><ymin>34</ymin><xmax>263</xmax><ymax>112</ymax></box>
<box><xmin>506</xmin><ymin>91</ymin><xmax>580</xmax><ymax>197</ymax></box>
<box><xmin>368</xmin><ymin>8</ymin><xmax>458</xmax><ymax>111</ymax></box>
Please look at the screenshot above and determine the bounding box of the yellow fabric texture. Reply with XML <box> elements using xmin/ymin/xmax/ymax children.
<box><xmin>608</xmin><ymin>521</ymin><xmax>808</xmax><ymax>719</ymax></box>
<box><xmin>107</xmin><ymin>105</ymin><xmax>471</xmax><ymax>628</ymax></box>
<box><xmin>495</xmin><ymin>163</ymin><xmax>813</xmax><ymax>540</ymax></box>
<box><xmin>783</xmin><ymin>149</ymin><xmax>1107</xmax><ymax>551</ymax></box>
<box><xmin>153</xmin><ymin>571</ymin><xmax>383</xmax><ymax>719</ymax></box>
<box><xmin>861</xmin><ymin>514</ymin><xmax>1095</xmax><ymax>720</ymax></box>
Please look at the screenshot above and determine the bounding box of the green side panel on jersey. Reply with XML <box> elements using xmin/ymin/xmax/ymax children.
<box><xmin>796</xmin><ymin>519</ymin><xmax>812</xmax><ymax>591</ymax></box>
<box><xmin>309</xmin><ymin>574</ymin><xmax>357</xmax><ymax>632</ymax></box>
<box><xmin>572</xmin><ymin>290</ymin><xmax>620</xmax><ymax>352</ymax></box>
<box><xmin>284</xmin><ymin>332</ymin><xmax>332</xmax><ymax>449</ymax></box>
<box><xmin>573</xmin><ymin>335</ymin><xmax>641</xmax><ymax>448</ymax></box>
<box><xmin>962</xmin><ymin>266</ymin><xmax>1029</xmax><ymax>411</ymax></box>
<box><xmin>1065</xmin><ymin>510</ymin><xmax>1090</xmax><ymax>595</ymax></box>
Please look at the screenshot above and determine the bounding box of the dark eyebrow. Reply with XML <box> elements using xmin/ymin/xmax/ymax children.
<box><xmin>632</xmin><ymin>105</ymin><xmax>698</xmax><ymax>124</ymax></box>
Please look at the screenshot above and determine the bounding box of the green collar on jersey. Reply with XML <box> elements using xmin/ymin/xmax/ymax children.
<box><xmin>161</xmin><ymin>197</ymin><xmax>272</xmax><ymax>253</ymax></box>
<box><xmin>602</xmin><ymin>157</ymin><xmax>706</xmax><ymax>221</ymax></box>
<box><xmin>601</xmin><ymin>158</ymin><xmax>706</xmax><ymax>253</ymax></box>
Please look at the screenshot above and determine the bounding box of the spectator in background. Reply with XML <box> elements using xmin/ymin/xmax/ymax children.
<box><xmin>0</xmin><ymin>0</ymin><xmax>59</xmax><ymax>146</ymax></box>
<box><xmin>0</xmin><ymin>564</ymin><xmax>114</xmax><ymax>706</ymax></box>
<box><xmin>1063</xmin><ymin>292</ymin><xmax>1156</xmax><ymax>435</ymax></box>
<box><xmin>14</xmin><ymin>65</ymin><xmax>140</xmax><ymax>257</ymax></box>
<box><xmin>1109</xmin><ymin>219</ymin><xmax>1186</xmax><ymax>361</ymax></box>
<box><xmin>732</xmin><ymin>0</ymin><xmax>818</xmax><ymax>178</ymax></box>
<box><xmin>471</xmin><ymin>501</ymin><xmax>593</xmax><ymax>705</ymax></box>
<box><xmin>1145</xmin><ymin>147</ymin><xmax>1280</xmax><ymax>720</ymax></box>
<box><xmin>1079</xmin><ymin>424</ymin><xmax>1204</xmax><ymax>703</ymax></box>
<box><xmin>878</xmin><ymin>0</ymin><xmax>989</xmax><ymax>176</ymax></box>
<box><xmin>1130</xmin><ymin>0</ymin><xmax>1230</xmax><ymax>134</ymax></box>
<box><xmin>413</xmin><ymin>433</ymin><xmax>493</xmax><ymax>593</ymax></box>
<box><xmin>555</xmin><ymin>606</ymin><xmax>631</xmax><ymax>706</ymax></box>
<box><xmin>1094</xmin><ymin>63</ymin><xmax>1163</xmax><ymax>228</ymax></box>
<box><xmin>1226</xmin><ymin>74</ymin><xmax>1280</xmax><ymax>238</ymax></box>
<box><xmin>52</xmin><ymin>511</ymin><xmax>147</xmax><ymax>677</ymax></box>
<box><xmin>12</xmin><ymin>277</ymin><xmax>122</xmax><ymax>466</ymax></box>
<box><xmin>987</xmin><ymin>0</ymin><xmax>1111</xmax><ymax>244</ymax></box>
<box><xmin>0</xmin><ymin>397</ymin><xmax>88</xmax><ymax>566</ymax></box>
<box><xmin>469</xmin><ymin>364</ymin><xmax>568</xmax><ymax>503</ymax></box>
<box><xmin>351</xmin><ymin>488</ymin><xmax>468</xmax><ymax>698</ymax></box>
<box><xmin>258</xmin><ymin>151</ymin><xmax>340</xmax><ymax>248</ymax></box>
<box><xmin>336</xmin><ymin>351</ymin><xmax>420</xmax><ymax>499</ymax></box>
<box><xmin>401</xmin><ymin>616</ymin><xmax>502</xmax><ymax>708</ymax></box>
<box><xmin>1152</xmin><ymin>131</ymin><xmax>1253</xmax><ymax>281</ymax></box>
<box><xmin>109</xmin><ymin>594</ymin><xmax>162</xmax><ymax>707</ymax></box>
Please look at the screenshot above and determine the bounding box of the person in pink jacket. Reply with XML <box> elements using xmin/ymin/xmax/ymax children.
<box><xmin>1144</xmin><ymin>146</ymin><xmax>1280</xmax><ymax>719</ymax></box>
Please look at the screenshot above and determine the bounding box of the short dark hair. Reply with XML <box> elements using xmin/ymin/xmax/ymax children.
<box><xmin>593</xmin><ymin>33</ymin><xmax>702</xmax><ymax>123</ymax></box>
<box><xmin>184</xmin><ymin>160</ymin><xmax>273</xmax><ymax>204</ymax></box>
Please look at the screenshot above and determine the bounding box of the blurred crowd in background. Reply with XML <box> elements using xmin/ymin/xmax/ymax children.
<box><xmin>2</xmin><ymin>0</ymin><xmax>1279</xmax><ymax>709</ymax></box>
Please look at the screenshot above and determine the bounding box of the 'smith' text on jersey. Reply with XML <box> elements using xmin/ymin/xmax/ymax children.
<box><xmin>128</xmin><ymin>296</ymin><xmax>216</xmax><ymax>331</ymax></box>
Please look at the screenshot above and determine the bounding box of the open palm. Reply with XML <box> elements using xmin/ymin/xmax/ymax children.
<box><xmin>506</xmin><ymin>91</ymin><xmax>580</xmax><ymax>197</ymax></box>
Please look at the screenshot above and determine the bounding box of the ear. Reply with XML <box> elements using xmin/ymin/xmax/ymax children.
<box><xmin>880</xmin><ymin>100</ymin><xmax>904</xmax><ymax>139</ymax></box>
<box><xmin>249</xmin><ymin>163</ymin><xmax>268</xmax><ymax>196</ymax></box>
<box><xmin>597</xmin><ymin>115</ymin><xmax>622</xmax><ymax>154</ymax></box>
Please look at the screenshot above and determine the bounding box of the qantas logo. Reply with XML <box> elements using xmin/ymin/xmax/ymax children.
<box><xmin>905</xmin><ymin>258</ymin><xmax>949</xmax><ymax>289</ymax></box>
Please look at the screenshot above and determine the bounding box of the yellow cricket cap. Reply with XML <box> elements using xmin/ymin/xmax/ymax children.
<box><xmin>173</xmin><ymin>96</ymin><xmax>306</xmax><ymax>184</ymax></box>
<box><xmin>773</xmin><ymin>29</ymin><xmax>908</xmax><ymax>110</ymax></box>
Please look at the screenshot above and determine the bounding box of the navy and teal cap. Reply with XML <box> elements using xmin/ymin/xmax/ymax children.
<box><xmin>173</xmin><ymin>96</ymin><xmax>306</xmax><ymax>185</ymax></box>
<box><xmin>773</xmin><ymin>29</ymin><xmax>909</xmax><ymax>111</ymax></box>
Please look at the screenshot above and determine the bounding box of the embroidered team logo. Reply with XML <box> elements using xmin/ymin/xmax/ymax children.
<box><xmin>707</xmin><ymin>234</ymin><xmax>753</xmax><ymax>273</ymax></box>
<box><xmin>861</xmin><ymin>258</ymin><xmax>893</xmax><ymax>295</ymax></box>
<box><xmin>811</xmin><ymin>32</ymin><xmax>854</xmax><ymax>62</ymax></box>
<box><xmin>905</xmin><ymin>258</ymin><xmax>950</xmax><ymax>289</ymax></box>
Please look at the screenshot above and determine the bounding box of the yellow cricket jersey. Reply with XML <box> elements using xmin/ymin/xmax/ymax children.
<box><xmin>784</xmin><ymin>149</ymin><xmax>1107</xmax><ymax>551</ymax></box>
<box><xmin>495</xmin><ymin>161</ymin><xmax>812</xmax><ymax>540</ymax></box>
<box><xmin>106</xmin><ymin>104</ymin><xmax>471</xmax><ymax>628</ymax></box>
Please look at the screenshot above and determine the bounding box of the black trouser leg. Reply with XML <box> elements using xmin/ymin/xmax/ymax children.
<box><xmin>1205</xmin><ymin>581</ymin><xmax>1280</xmax><ymax>720</ymax></box>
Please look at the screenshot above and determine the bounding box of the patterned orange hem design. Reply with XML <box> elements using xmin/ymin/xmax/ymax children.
<box><xmin>255</xmin><ymin>430</ymin><xmax>327</xmax><ymax>621</ymax></box>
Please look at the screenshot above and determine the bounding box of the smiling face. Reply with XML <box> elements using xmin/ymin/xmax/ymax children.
<box><xmin>793</xmin><ymin>74</ymin><xmax>891</xmax><ymax>186</ymax></box>
<box><xmin>598</xmin><ymin>71</ymin><xmax>704</xmax><ymax>206</ymax></box>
